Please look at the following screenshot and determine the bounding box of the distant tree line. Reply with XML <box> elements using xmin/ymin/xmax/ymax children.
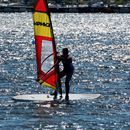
<box><xmin>1</xmin><ymin>0</ymin><xmax>129</xmax><ymax>6</ymax></box>
<box><xmin>48</xmin><ymin>0</ymin><xmax>130</xmax><ymax>5</ymax></box>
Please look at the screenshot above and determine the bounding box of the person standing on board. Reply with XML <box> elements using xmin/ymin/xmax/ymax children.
<box><xmin>52</xmin><ymin>48</ymin><xmax>74</xmax><ymax>101</ymax></box>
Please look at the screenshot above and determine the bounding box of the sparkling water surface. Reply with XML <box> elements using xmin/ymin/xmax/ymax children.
<box><xmin>0</xmin><ymin>13</ymin><xmax>130</xmax><ymax>130</ymax></box>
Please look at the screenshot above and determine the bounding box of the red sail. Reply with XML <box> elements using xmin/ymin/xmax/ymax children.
<box><xmin>33</xmin><ymin>0</ymin><xmax>58</xmax><ymax>90</ymax></box>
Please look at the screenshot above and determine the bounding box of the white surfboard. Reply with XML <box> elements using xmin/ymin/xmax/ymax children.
<box><xmin>12</xmin><ymin>94</ymin><xmax>100</xmax><ymax>102</ymax></box>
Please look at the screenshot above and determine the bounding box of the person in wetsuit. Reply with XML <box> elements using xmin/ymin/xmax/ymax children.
<box><xmin>52</xmin><ymin>48</ymin><xmax>74</xmax><ymax>101</ymax></box>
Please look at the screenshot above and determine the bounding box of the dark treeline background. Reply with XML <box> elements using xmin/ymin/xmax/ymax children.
<box><xmin>0</xmin><ymin>0</ymin><xmax>130</xmax><ymax>6</ymax></box>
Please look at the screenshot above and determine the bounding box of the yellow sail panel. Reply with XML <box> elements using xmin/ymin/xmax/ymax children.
<box><xmin>33</xmin><ymin>12</ymin><xmax>52</xmax><ymax>38</ymax></box>
<box><xmin>38</xmin><ymin>79</ymin><xmax>56</xmax><ymax>90</ymax></box>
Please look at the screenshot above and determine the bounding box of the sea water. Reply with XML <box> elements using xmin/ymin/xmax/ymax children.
<box><xmin>0</xmin><ymin>13</ymin><xmax>130</xmax><ymax>129</ymax></box>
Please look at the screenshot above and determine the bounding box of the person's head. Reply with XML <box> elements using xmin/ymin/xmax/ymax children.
<box><xmin>62</xmin><ymin>48</ymin><xmax>69</xmax><ymax>56</ymax></box>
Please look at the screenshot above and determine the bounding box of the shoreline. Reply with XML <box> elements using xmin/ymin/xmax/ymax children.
<box><xmin>0</xmin><ymin>6</ymin><xmax>130</xmax><ymax>13</ymax></box>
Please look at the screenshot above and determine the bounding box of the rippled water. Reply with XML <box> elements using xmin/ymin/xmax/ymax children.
<box><xmin>0</xmin><ymin>13</ymin><xmax>130</xmax><ymax>129</ymax></box>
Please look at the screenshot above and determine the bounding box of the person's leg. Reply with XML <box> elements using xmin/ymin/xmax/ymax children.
<box><xmin>65</xmin><ymin>66</ymin><xmax>74</xmax><ymax>101</ymax></box>
<box><xmin>65</xmin><ymin>81</ymin><xmax>69</xmax><ymax>101</ymax></box>
<box><xmin>58</xmin><ymin>70</ymin><xmax>66</xmax><ymax>97</ymax></box>
<box><xmin>57</xmin><ymin>77</ymin><xmax>62</xmax><ymax>98</ymax></box>
<box><xmin>65</xmin><ymin>73</ymin><xmax>73</xmax><ymax>101</ymax></box>
<box><xmin>52</xmin><ymin>70</ymin><xmax>66</xmax><ymax>99</ymax></box>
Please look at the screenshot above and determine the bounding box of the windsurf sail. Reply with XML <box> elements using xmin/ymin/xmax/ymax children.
<box><xmin>33</xmin><ymin>0</ymin><xmax>59</xmax><ymax>90</ymax></box>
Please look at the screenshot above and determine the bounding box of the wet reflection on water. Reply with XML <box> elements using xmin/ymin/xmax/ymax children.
<box><xmin>0</xmin><ymin>13</ymin><xmax>130</xmax><ymax>129</ymax></box>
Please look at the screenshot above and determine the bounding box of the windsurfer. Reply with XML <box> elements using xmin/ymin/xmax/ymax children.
<box><xmin>52</xmin><ymin>48</ymin><xmax>74</xmax><ymax>101</ymax></box>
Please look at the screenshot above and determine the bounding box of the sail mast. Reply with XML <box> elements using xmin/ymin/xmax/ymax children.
<box><xmin>45</xmin><ymin>0</ymin><xmax>57</xmax><ymax>67</ymax></box>
<box><xmin>44</xmin><ymin>0</ymin><xmax>60</xmax><ymax>91</ymax></box>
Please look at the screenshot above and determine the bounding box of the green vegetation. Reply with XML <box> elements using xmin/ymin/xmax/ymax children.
<box><xmin>115</xmin><ymin>0</ymin><xmax>127</xmax><ymax>4</ymax></box>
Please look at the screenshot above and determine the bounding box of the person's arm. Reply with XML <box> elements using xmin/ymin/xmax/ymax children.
<box><xmin>67</xmin><ymin>56</ymin><xmax>72</xmax><ymax>63</ymax></box>
<box><xmin>58</xmin><ymin>55</ymin><xmax>65</xmax><ymax>60</ymax></box>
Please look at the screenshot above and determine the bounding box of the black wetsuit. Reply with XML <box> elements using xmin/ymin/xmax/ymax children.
<box><xmin>58</xmin><ymin>55</ymin><xmax>74</xmax><ymax>100</ymax></box>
